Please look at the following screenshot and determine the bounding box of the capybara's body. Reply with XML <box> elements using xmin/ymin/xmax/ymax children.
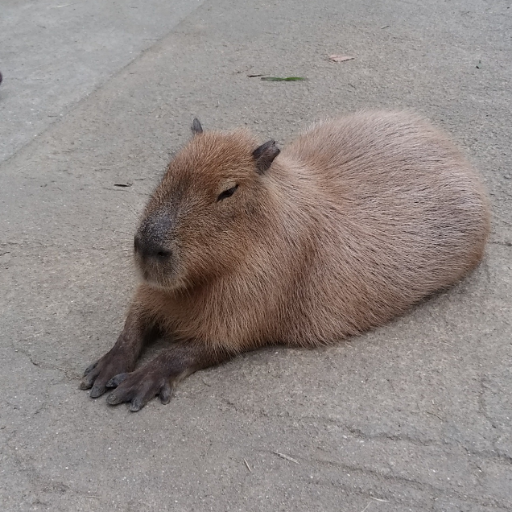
<box><xmin>81</xmin><ymin>111</ymin><xmax>490</xmax><ymax>411</ymax></box>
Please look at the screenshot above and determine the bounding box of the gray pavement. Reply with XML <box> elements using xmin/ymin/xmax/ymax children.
<box><xmin>1</xmin><ymin>0</ymin><xmax>511</xmax><ymax>510</ymax></box>
<box><xmin>0</xmin><ymin>0</ymin><xmax>205</xmax><ymax>163</ymax></box>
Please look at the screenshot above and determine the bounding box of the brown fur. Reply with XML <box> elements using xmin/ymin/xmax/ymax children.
<box><xmin>137</xmin><ymin>111</ymin><xmax>489</xmax><ymax>349</ymax></box>
<box><xmin>82</xmin><ymin>111</ymin><xmax>490</xmax><ymax>410</ymax></box>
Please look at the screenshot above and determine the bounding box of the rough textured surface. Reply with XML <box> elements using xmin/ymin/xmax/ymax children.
<box><xmin>0</xmin><ymin>0</ymin><xmax>511</xmax><ymax>510</ymax></box>
<box><xmin>0</xmin><ymin>0</ymin><xmax>205</xmax><ymax>163</ymax></box>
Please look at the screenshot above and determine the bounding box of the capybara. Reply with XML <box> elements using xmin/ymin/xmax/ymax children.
<box><xmin>81</xmin><ymin>111</ymin><xmax>490</xmax><ymax>411</ymax></box>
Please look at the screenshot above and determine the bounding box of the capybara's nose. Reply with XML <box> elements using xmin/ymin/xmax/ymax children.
<box><xmin>134</xmin><ymin>234</ymin><xmax>171</xmax><ymax>260</ymax></box>
<box><xmin>134</xmin><ymin>213</ymin><xmax>172</xmax><ymax>260</ymax></box>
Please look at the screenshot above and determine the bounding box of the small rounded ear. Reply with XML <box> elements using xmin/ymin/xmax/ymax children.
<box><xmin>252</xmin><ymin>140</ymin><xmax>280</xmax><ymax>174</ymax></box>
<box><xmin>191</xmin><ymin>118</ymin><xmax>203</xmax><ymax>135</ymax></box>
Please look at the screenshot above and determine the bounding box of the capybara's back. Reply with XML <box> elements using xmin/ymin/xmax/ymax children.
<box><xmin>270</xmin><ymin>111</ymin><xmax>489</xmax><ymax>345</ymax></box>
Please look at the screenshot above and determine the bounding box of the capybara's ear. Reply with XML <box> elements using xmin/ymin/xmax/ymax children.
<box><xmin>191</xmin><ymin>118</ymin><xmax>203</xmax><ymax>135</ymax></box>
<box><xmin>252</xmin><ymin>140</ymin><xmax>280</xmax><ymax>174</ymax></box>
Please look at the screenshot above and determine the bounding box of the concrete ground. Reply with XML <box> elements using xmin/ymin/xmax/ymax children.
<box><xmin>1</xmin><ymin>0</ymin><xmax>511</xmax><ymax>510</ymax></box>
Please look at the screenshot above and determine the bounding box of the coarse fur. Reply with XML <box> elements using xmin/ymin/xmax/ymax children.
<box><xmin>136</xmin><ymin>111</ymin><xmax>489</xmax><ymax>350</ymax></box>
<box><xmin>82</xmin><ymin>110</ymin><xmax>490</xmax><ymax>411</ymax></box>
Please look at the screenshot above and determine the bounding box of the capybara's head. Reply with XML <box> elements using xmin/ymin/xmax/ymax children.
<box><xmin>134</xmin><ymin>119</ymin><xmax>280</xmax><ymax>291</ymax></box>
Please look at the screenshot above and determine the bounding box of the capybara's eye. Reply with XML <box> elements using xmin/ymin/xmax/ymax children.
<box><xmin>217</xmin><ymin>184</ymin><xmax>239</xmax><ymax>202</ymax></box>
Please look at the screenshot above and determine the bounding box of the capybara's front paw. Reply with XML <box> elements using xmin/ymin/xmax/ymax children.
<box><xmin>105</xmin><ymin>364</ymin><xmax>173</xmax><ymax>412</ymax></box>
<box><xmin>80</xmin><ymin>347</ymin><xmax>136</xmax><ymax>399</ymax></box>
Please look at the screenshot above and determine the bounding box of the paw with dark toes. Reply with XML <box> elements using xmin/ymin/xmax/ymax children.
<box><xmin>106</xmin><ymin>369</ymin><xmax>174</xmax><ymax>412</ymax></box>
<box><xmin>80</xmin><ymin>348</ymin><xmax>136</xmax><ymax>399</ymax></box>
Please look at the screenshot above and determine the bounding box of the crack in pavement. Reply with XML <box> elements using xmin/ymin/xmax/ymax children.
<box><xmin>296</xmin><ymin>454</ymin><xmax>510</xmax><ymax>511</ymax></box>
<box><xmin>218</xmin><ymin>397</ymin><xmax>512</xmax><ymax>466</ymax></box>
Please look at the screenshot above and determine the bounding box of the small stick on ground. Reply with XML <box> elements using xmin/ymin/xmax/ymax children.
<box><xmin>274</xmin><ymin>452</ymin><xmax>299</xmax><ymax>464</ymax></box>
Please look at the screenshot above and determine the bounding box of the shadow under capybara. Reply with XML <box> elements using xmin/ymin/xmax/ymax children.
<box><xmin>81</xmin><ymin>110</ymin><xmax>490</xmax><ymax>411</ymax></box>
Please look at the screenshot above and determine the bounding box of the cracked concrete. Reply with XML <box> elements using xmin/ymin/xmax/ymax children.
<box><xmin>1</xmin><ymin>0</ymin><xmax>511</xmax><ymax>510</ymax></box>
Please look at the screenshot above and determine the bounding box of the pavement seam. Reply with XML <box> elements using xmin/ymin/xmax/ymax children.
<box><xmin>0</xmin><ymin>0</ymin><xmax>208</xmax><ymax>171</ymax></box>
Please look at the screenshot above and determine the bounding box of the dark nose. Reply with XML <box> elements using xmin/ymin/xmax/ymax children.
<box><xmin>134</xmin><ymin>235</ymin><xmax>171</xmax><ymax>260</ymax></box>
<box><xmin>134</xmin><ymin>213</ymin><xmax>172</xmax><ymax>260</ymax></box>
